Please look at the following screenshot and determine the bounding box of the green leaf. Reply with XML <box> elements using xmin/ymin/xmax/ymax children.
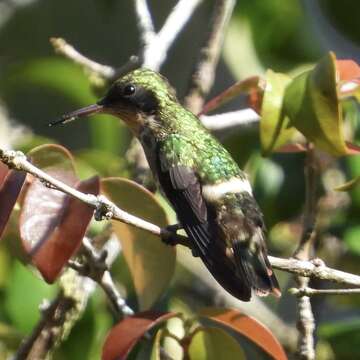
<box><xmin>4</xmin><ymin>262</ymin><xmax>56</xmax><ymax>333</ymax></box>
<box><xmin>284</xmin><ymin>52</ymin><xmax>348</xmax><ymax>156</ymax></box>
<box><xmin>188</xmin><ymin>327</ymin><xmax>246</xmax><ymax>360</ymax></box>
<box><xmin>260</xmin><ymin>70</ymin><xmax>296</xmax><ymax>155</ymax></box>
<box><xmin>150</xmin><ymin>328</ymin><xmax>165</xmax><ymax>360</ymax></box>
<box><xmin>344</xmin><ymin>226</ymin><xmax>360</xmax><ymax>255</ymax></box>
<box><xmin>334</xmin><ymin>176</ymin><xmax>360</xmax><ymax>191</ymax></box>
<box><xmin>101</xmin><ymin>178</ymin><xmax>175</xmax><ymax>310</ymax></box>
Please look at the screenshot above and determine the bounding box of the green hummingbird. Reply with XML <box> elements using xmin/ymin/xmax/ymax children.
<box><xmin>51</xmin><ymin>68</ymin><xmax>281</xmax><ymax>301</ymax></box>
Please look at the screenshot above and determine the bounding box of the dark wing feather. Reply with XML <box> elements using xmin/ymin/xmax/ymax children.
<box><xmin>156</xmin><ymin>143</ymin><xmax>251</xmax><ymax>301</ymax></box>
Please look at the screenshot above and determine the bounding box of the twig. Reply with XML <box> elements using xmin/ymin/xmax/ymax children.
<box><xmin>50</xmin><ymin>37</ymin><xmax>115</xmax><ymax>79</ymax></box>
<box><xmin>293</xmin><ymin>145</ymin><xmax>318</xmax><ymax>360</ymax></box>
<box><xmin>200</xmin><ymin>109</ymin><xmax>260</xmax><ymax>131</ymax></box>
<box><xmin>14</xmin><ymin>265</ymin><xmax>96</xmax><ymax>360</ymax></box>
<box><xmin>289</xmin><ymin>287</ymin><xmax>360</xmax><ymax>297</ymax></box>
<box><xmin>184</xmin><ymin>0</ymin><xmax>235</xmax><ymax>113</ymax></box>
<box><xmin>134</xmin><ymin>0</ymin><xmax>155</xmax><ymax>46</ymax></box>
<box><xmin>14</xmin><ymin>295</ymin><xmax>74</xmax><ymax>360</ymax></box>
<box><xmin>69</xmin><ymin>237</ymin><xmax>134</xmax><ymax>318</ymax></box>
<box><xmin>268</xmin><ymin>257</ymin><xmax>360</xmax><ymax>287</ymax></box>
<box><xmin>142</xmin><ymin>0</ymin><xmax>203</xmax><ymax>70</ymax></box>
<box><xmin>0</xmin><ymin>150</ymin><xmax>164</xmax><ymax>237</ymax></box>
<box><xmin>1</xmin><ymin>148</ymin><xmax>360</xmax><ymax>288</ymax></box>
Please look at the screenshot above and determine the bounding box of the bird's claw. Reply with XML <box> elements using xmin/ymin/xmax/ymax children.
<box><xmin>161</xmin><ymin>224</ymin><xmax>199</xmax><ymax>257</ymax></box>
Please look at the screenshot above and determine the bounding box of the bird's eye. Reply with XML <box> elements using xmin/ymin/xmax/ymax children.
<box><xmin>123</xmin><ymin>84</ymin><xmax>136</xmax><ymax>96</ymax></box>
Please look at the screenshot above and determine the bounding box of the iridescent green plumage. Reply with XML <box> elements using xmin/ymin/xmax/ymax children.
<box><xmin>56</xmin><ymin>68</ymin><xmax>281</xmax><ymax>301</ymax></box>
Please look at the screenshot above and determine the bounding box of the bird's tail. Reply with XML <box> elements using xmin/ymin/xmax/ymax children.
<box><xmin>233</xmin><ymin>230</ymin><xmax>281</xmax><ymax>298</ymax></box>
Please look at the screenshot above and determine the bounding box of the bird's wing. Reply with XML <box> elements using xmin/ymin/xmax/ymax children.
<box><xmin>156</xmin><ymin>135</ymin><xmax>252</xmax><ymax>301</ymax></box>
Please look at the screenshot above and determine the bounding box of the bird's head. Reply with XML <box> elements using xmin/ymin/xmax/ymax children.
<box><xmin>50</xmin><ymin>68</ymin><xmax>177</xmax><ymax>134</ymax></box>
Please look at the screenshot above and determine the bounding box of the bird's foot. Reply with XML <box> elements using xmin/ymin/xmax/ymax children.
<box><xmin>161</xmin><ymin>224</ymin><xmax>199</xmax><ymax>257</ymax></box>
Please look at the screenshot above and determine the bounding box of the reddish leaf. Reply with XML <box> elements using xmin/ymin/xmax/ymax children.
<box><xmin>345</xmin><ymin>142</ymin><xmax>360</xmax><ymax>155</ymax></box>
<box><xmin>0</xmin><ymin>162</ymin><xmax>26</xmax><ymax>240</ymax></box>
<box><xmin>200</xmin><ymin>76</ymin><xmax>260</xmax><ymax>115</ymax></box>
<box><xmin>336</xmin><ymin>59</ymin><xmax>360</xmax><ymax>82</ymax></box>
<box><xmin>30</xmin><ymin>177</ymin><xmax>99</xmax><ymax>282</ymax></box>
<box><xmin>20</xmin><ymin>144</ymin><xmax>99</xmax><ymax>282</ymax></box>
<box><xmin>200</xmin><ymin>308</ymin><xmax>287</xmax><ymax>360</ymax></box>
<box><xmin>102</xmin><ymin>311</ymin><xmax>178</xmax><ymax>360</ymax></box>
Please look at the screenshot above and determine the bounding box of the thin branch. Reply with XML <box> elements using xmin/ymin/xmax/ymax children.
<box><xmin>134</xmin><ymin>0</ymin><xmax>155</xmax><ymax>46</ymax></box>
<box><xmin>1</xmin><ymin>148</ymin><xmax>360</xmax><ymax>288</ymax></box>
<box><xmin>50</xmin><ymin>37</ymin><xmax>115</xmax><ymax>79</ymax></box>
<box><xmin>293</xmin><ymin>145</ymin><xmax>318</xmax><ymax>360</ymax></box>
<box><xmin>70</xmin><ymin>236</ymin><xmax>134</xmax><ymax>318</ymax></box>
<box><xmin>184</xmin><ymin>0</ymin><xmax>236</xmax><ymax>113</ymax></box>
<box><xmin>14</xmin><ymin>266</ymin><xmax>97</xmax><ymax>360</ymax></box>
<box><xmin>14</xmin><ymin>295</ymin><xmax>74</xmax><ymax>360</ymax></box>
<box><xmin>269</xmin><ymin>257</ymin><xmax>360</xmax><ymax>287</ymax></box>
<box><xmin>142</xmin><ymin>0</ymin><xmax>203</xmax><ymax>70</ymax></box>
<box><xmin>290</xmin><ymin>287</ymin><xmax>360</xmax><ymax>297</ymax></box>
<box><xmin>200</xmin><ymin>109</ymin><xmax>260</xmax><ymax>131</ymax></box>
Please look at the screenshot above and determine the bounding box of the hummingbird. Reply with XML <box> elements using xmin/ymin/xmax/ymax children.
<box><xmin>51</xmin><ymin>68</ymin><xmax>281</xmax><ymax>301</ymax></box>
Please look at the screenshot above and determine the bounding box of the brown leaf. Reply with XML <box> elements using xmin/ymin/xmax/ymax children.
<box><xmin>20</xmin><ymin>144</ymin><xmax>99</xmax><ymax>282</ymax></box>
<box><xmin>199</xmin><ymin>308</ymin><xmax>287</xmax><ymax>360</ymax></box>
<box><xmin>200</xmin><ymin>76</ymin><xmax>260</xmax><ymax>115</ymax></box>
<box><xmin>0</xmin><ymin>162</ymin><xmax>27</xmax><ymax>239</ymax></box>
<box><xmin>101</xmin><ymin>178</ymin><xmax>175</xmax><ymax>310</ymax></box>
<box><xmin>102</xmin><ymin>311</ymin><xmax>178</xmax><ymax>360</ymax></box>
<box><xmin>30</xmin><ymin>177</ymin><xmax>99</xmax><ymax>282</ymax></box>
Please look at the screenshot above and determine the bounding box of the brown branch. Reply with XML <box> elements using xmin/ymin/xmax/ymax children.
<box><xmin>184</xmin><ymin>0</ymin><xmax>235</xmax><ymax>113</ymax></box>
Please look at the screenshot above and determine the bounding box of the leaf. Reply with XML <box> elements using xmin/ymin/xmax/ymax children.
<box><xmin>344</xmin><ymin>225</ymin><xmax>360</xmax><ymax>255</ymax></box>
<box><xmin>30</xmin><ymin>177</ymin><xmax>99</xmax><ymax>282</ymax></box>
<box><xmin>20</xmin><ymin>144</ymin><xmax>99</xmax><ymax>282</ymax></box>
<box><xmin>260</xmin><ymin>70</ymin><xmax>296</xmax><ymax>155</ymax></box>
<box><xmin>102</xmin><ymin>311</ymin><xmax>178</xmax><ymax>360</ymax></box>
<box><xmin>0</xmin><ymin>162</ymin><xmax>27</xmax><ymax>240</ymax></box>
<box><xmin>284</xmin><ymin>52</ymin><xmax>349</xmax><ymax>156</ymax></box>
<box><xmin>200</xmin><ymin>76</ymin><xmax>260</xmax><ymax>115</ymax></box>
<box><xmin>334</xmin><ymin>176</ymin><xmax>360</xmax><ymax>191</ymax></box>
<box><xmin>101</xmin><ymin>178</ymin><xmax>175</xmax><ymax>310</ymax></box>
<box><xmin>188</xmin><ymin>327</ymin><xmax>245</xmax><ymax>360</ymax></box>
<box><xmin>200</xmin><ymin>308</ymin><xmax>287</xmax><ymax>360</ymax></box>
<box><xmin>4</xmin><ymin>261</ymin><xmax>56</xmax><ymax>333</ymax></box>
<box><xmin>150</xmin><ymin>328</ymin><xmax>165</xmax><ymax>360</ymax></box>
<box><xmin>336</xmin><ymin>59</ymin><xmax>360</xmax><ymax>82</ymax></box>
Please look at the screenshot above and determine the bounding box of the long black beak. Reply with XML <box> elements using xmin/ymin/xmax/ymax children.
<box><xmin>49</xmin><ymin>103</ymin><xmax>104</xmax><ymax>127</ymax></box>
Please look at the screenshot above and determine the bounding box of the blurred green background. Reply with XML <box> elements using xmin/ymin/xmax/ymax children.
<box><xmin>0</xmin><ymin>0</ymin><xmax>360</xmax><ymax>359</ymax></box>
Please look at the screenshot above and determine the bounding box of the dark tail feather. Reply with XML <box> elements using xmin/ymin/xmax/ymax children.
<box><xmin>184</xmin><ymin>223</ymin><xmax>252</xmax><ymax>301</ymax></box>
<box><xmin>233</xmin><ymin>239</ymin><xmax>281</xmax><ymax>298</ymax></box>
